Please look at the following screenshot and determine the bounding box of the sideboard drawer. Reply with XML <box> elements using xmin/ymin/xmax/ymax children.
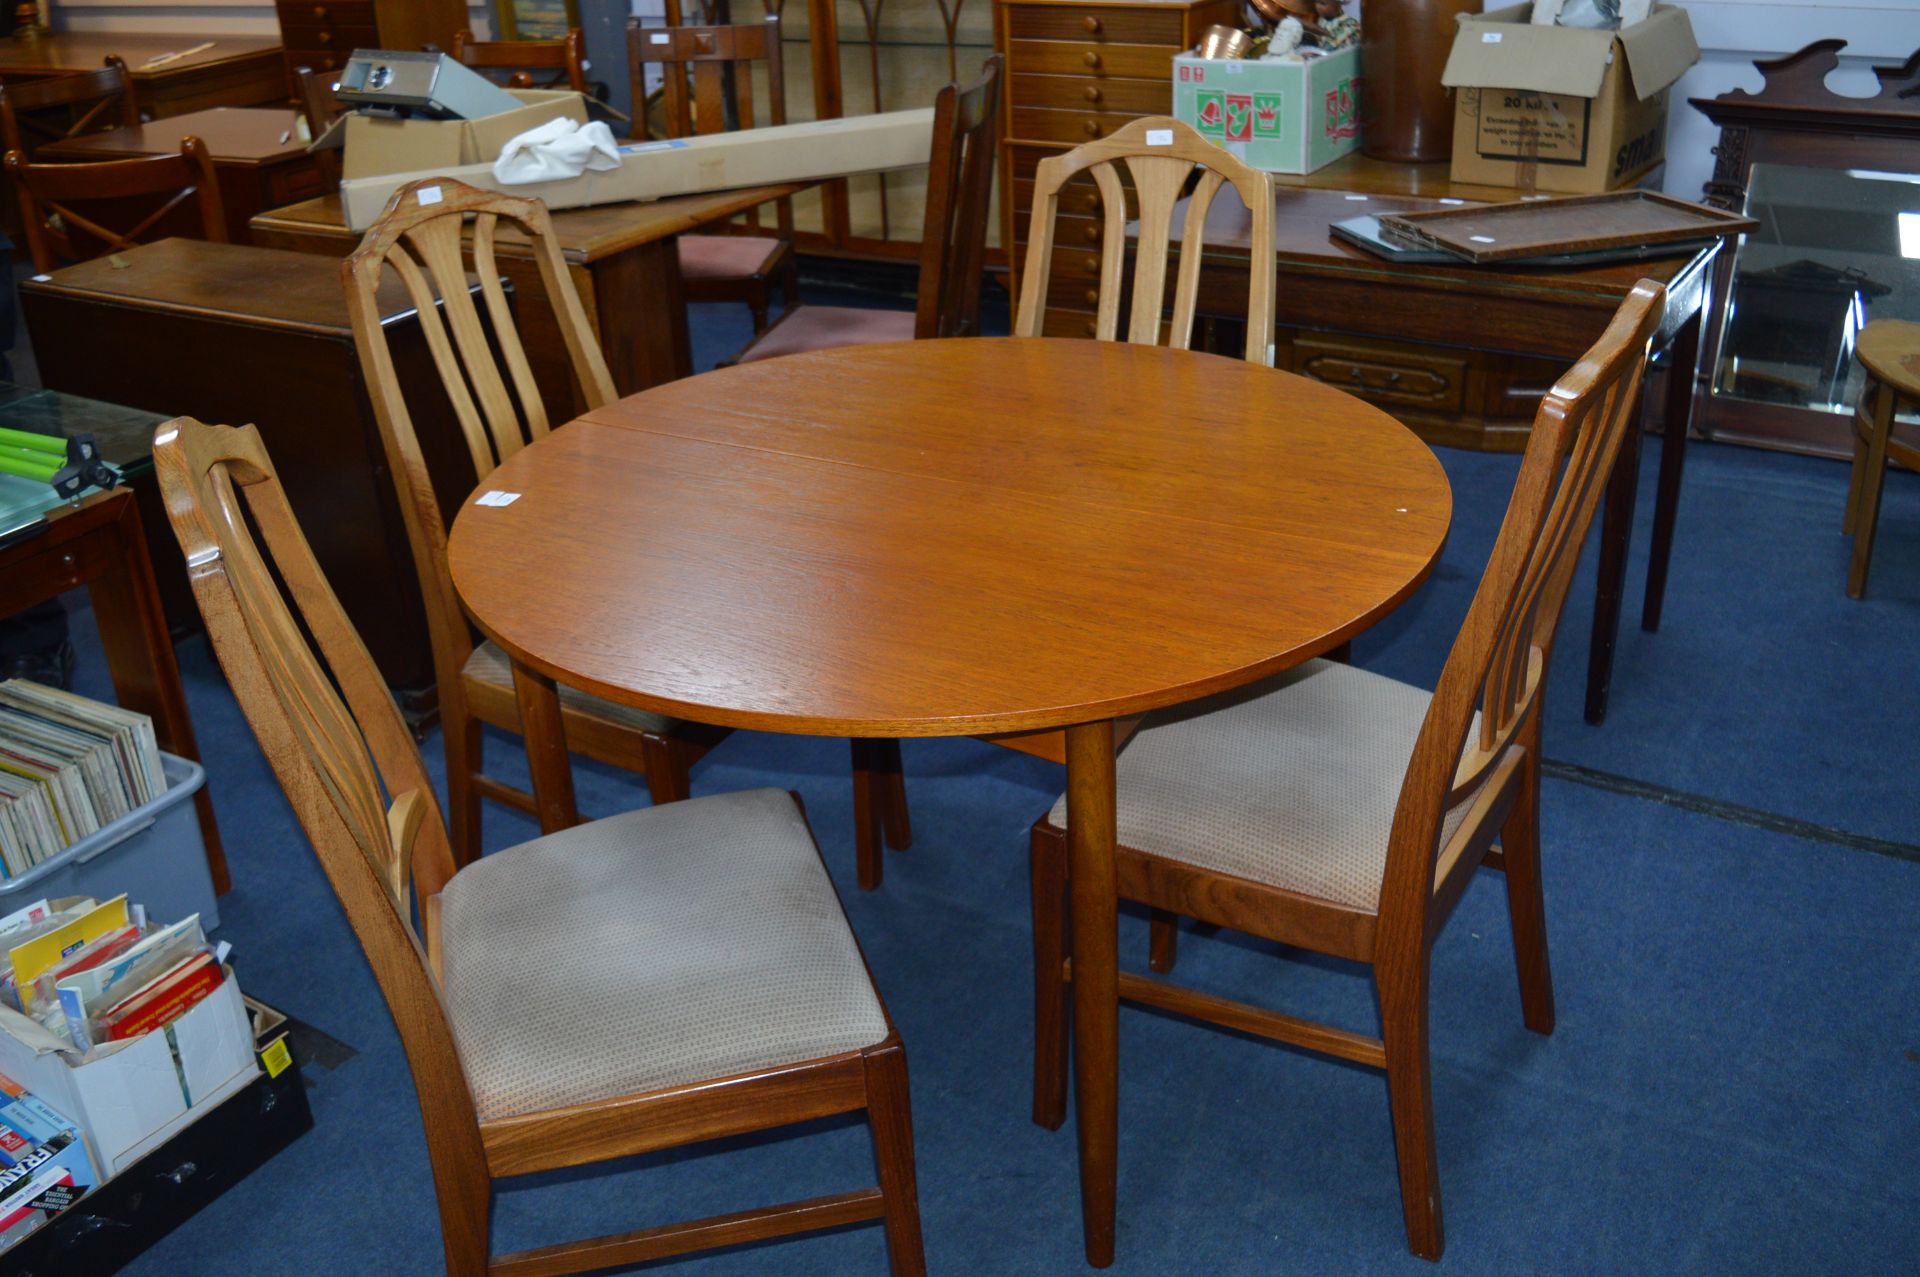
<box><xmin>1293</xmin><ymin>335</ymin><xmax>1467</xmax><ymax>413</ymax></box>
<box><xmin>1007</xmin><ymin>6</ymin><xmax>1187</xmax><ymax>45</ymax></box>
<box><xmin>1042</xmin><ymin>306</ymin><xmax>1102</xmax><ymax>338</ymax></box>
<box><xmin>1011</xmin><ymin>72</ymin><xmax>1171</xmax><ymax>114</ymax></box>
<box><xmin>1012</xmin><ymin>105</ymin><xmax>1145</xmax><ymax>145</ymax></box>
<box><xmin>1007</xmin><ymin>39</ymin><xmax>1180</xmax><ymax>79</ymax></box>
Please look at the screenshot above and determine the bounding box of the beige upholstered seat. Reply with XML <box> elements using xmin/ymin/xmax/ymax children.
<box><xmin>462</xmin><ymin>639</ymin><xmax>679</xmax><ymax>737</ymax></box>
<box><xmin>441</xmin><ymin>787</ymin><xmax>890</xmax><ymax>1122</ymax></box>
<box><xmin>1047</xmin><ymin>659</ymin><xmax>1482</xmax><ymax>911</ymax></box>
<box><xmin>737</xmin><ymin>306</ymin><xmax>917</xmax><ymax>364</ymax></box>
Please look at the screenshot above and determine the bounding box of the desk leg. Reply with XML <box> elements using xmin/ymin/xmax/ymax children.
<box><xmin>1641</xmin><ymin>310</ymin><xmax>1702</xmax><ymax>633</ymax></box>
<box><xmin>1585</xmin><ymin>403</ymin><xmax>1644</xmax><ymax>725</ymax></box>
<box><xmin>1064</xmin><ymin>718</ymin><xmax>1119</xmax><ymax>1268</ymax></box>
<box><xmin>89</xmin><ymin>498</ymin><xmax>230</xmax><ymax>894</ymax></box>
<box><xmin>512</xmin><ymin>659</ymin><xmax>579</xmax><ymax>834</ymax></box>
<box><xmin>593</xmin><ymin>237</ymin><xmax>693</xmax><ymax>394</ymax></box>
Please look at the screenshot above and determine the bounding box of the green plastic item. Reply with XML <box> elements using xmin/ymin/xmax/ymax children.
<box><xmin>0</xmin><ymin>425</ymin><xmax>68</xmax><ymax>457</ymax></box>
<box><xmin>0</xmin><ymin>449</ymin><xmax>60</xmax><ymax>482</ymax></box>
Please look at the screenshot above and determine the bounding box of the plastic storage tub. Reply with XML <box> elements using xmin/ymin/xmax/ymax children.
<box><xmin>0</xmin><ymin>753</ymin><xmax>217</xmax><ymax>929</ymax></box>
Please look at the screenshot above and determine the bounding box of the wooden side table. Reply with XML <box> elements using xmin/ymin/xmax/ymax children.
<box><xmin>41</xmin><ymin>107</ymin><xmax>329</xmax><ymax>245</ymax></box>
<box><xmin>0</xmin><ymin>34</ymin><xmax>285</xmax><ymax>118</ymax></box>
<box><xmin>0</xmin><ymin>489</ymin><xmax>228</xmax><ymax>895</ymax></box>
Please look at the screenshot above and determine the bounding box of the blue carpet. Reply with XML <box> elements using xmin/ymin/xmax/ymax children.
<box><xmin>58</xmin><ymin>287</ymin><xmax>1920</xmax><ymax>1275</ymax></box>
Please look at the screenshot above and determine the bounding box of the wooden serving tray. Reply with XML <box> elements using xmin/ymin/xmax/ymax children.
<box><xmin>1376</xmin><ymin>191</ymin><xmax>1759</xmax><ymax>264</ymax></box>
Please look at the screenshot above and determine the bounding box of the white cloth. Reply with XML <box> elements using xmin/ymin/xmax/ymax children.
<box><xmin>492</xmin><ymin>117</ymin><xmax>623</xmax><ymax>185</ymax></box>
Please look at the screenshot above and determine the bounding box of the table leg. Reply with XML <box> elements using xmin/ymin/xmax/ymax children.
<box><xmin>1641</xmin><ymin>310</ymin><xmax>1702</xmax><ymax>633</ymax></box>
<box><xmin>511</xmin><ymin>658</ymin><xmax>579</xmax><ymax>834</ymax></box>
<box><xmin>1064</xmin><ymin>718</ymin><xmax>1119</xmax><ymax>1268</ymax></box>
<box><xmin>1584</xmin><ymin>401</ymin><xmax>1645</xmax><ymax>725</ymax></box>
<box><xmin>593</xmin><ymin>237</ymin><xmax>693</xmax><ymax>394</ymax></box>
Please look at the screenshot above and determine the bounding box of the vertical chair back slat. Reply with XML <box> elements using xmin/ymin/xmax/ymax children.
<box><xmin>1016</xmin><ymin>116</ymin><xmax>1274</xmax><ymax>363</ymax></box>
<box><xmin>913</xmin><ymin>56</ymin><xmax>1002</xmax><ymax>340</ymax></box>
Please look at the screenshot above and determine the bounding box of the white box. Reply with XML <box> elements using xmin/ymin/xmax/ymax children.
<box><xmin>339</xmin><ymin>107</ymin><xmax>936</xmax><ymax>230</ymax></box>
<box><xmin>0</xmin><ymin>975</ymin><xmax>258</xmax><ymax>1177</ymax></box>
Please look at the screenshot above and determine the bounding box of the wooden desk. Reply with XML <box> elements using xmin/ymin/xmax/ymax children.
<box><xmin>1181</xmin><ymin>185</ymin><xmax>1719</xmax><ymax>725</ymax></box>
<box><xmin>42</xmin><ymin>107</ymin><xmax>328</xmax><ymax>244</ymax></box>
<box><xmin>20</xmin><ymin>238</ymin><xmax>488</xmax><ymax>705</ymax></box>
<box><xmin>251</xmin><ymin>184</ymin><xmax>810</xmax><ymax>402</ymax></box>
<box><xmin>446</xmin><ymin>337</ymin><xmax>1452</xmax><ymax>1269</ymax></box>
<box><xmin>0</xmin><ymin>34</ymin><xmax>285</xmax><ymax>118</ymax></box>
<box><xmin>0</xmin><ymin>489</ymin><xmax>228</xmax><ymax>895</ymax></box>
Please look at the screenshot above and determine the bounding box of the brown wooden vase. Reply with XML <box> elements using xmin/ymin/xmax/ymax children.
<box><xmin>1359</xmin><ymin>0</ymin><xmax>1477</xmax><ymax>163</ymax></box>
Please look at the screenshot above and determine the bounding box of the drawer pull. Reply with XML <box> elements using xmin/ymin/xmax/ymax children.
<box><xmin>316</xmin><ymin>31</ymin><xmax>332</xmax><ymax>45</ymax></box>
<box><xmin>1083</xmin><ymin>288</ymin><xmax>1099</xmax><ymax>306</ymax></box>
<box><xmin>1082</xmin><ymin>120</ymin><xmax>1100</xmax><ymax>137</ymax></box>
<box><xmin>312</xmin><ymin>5</ymin><xmax>327</xmax><ymax>17</ymax></box>
<box><xmin>1084</xmin><ymin>86</ymin><xmax>1102</xmax><ymax>103</ymax></box>
<box><xmin>1082</xmin><ymin>51</ymin><xmax>1101</xmax><ymax>69</ymax></box>
<box><xmin>1081</xmin><ymin>193</ymin><xmax>1101</xmax><ymax>213</ymax></box>
<box><xmin>1084</xmin><ymin>320</ymin><xmax>1097</xmax><ymax>337</ymax></box>
<box><xmin>1083</xmin><ymin>15</ymin><xmax>1101</xmax><ymax>33</ymax></box>
<box><xmin>1082</xmin><ymin>257</ymin><xmax>1100</xmax><ymax>275</ymax></box>
<box><xmin>1082</xmin><ymin>223</ymin><xmax>1101</xmax><ymax>243</ymax></box>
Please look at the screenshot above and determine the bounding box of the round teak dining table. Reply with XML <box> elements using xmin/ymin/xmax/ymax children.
<box><xmin>447</xmin><ymin>336</ymin><xmax>1452</xmax><ymax>1267</ymax></box>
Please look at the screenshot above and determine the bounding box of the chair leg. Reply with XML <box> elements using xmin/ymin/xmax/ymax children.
<box><xmin>1148</xmin><ymin>909</ymin><xmax>1179</xmax><ymax>974</ymax></box>
<box><xmin>748</xmin><ymin>288</ymin><xmax>770</xmax><ymax>335</ymax></box>
<box><xmin>1848</xmin><ymin>383</ymin><xmax>1896</xmax><ymax>599</ymax></box>
<box><xmin>640</xmin><ymin>732</ymin><xmax>694</xmax><ymax>805</ymax></box>
<box><xmin>1378</xmin><ymin>961</ymin><xmax>1444</xmax><ymax>1261</ymax></box>
<box><xmin>444</xmin><ymin>713</ymin><xmax>483</xmax><ymax>868</ymax></box>
<box><xmin>1843</xmin><ymin>413</ymin><xmax>1869</xmax><ymax>537</ymax></box>
<box><xmin>1500</xmin><ymin>746</ymin><xmax>1555</xmax><ymax>1035</ymax></box>
<box><xmin>851</xmin><ymin>738</ymin><xmax>891</xmax><ymax>890</ymax></box>
<box><xmin>1030</xmin><ymin>821</ymin><xmax>1070</xmax><ymax>1131</ymax></box>
<box><xmin>862</xmin><ymin>1043</ymin><xmax>928</xmax><ymax>1277</ymax></box>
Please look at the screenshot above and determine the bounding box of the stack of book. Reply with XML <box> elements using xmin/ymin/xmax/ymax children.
<box><xmin>2</xmin><ymin>896</ymin><xmax>221</xmax><ymax>1051</ymax></box>
<box><xmin>0</xmin><ymin>1072</ymin><xmax>94</xmax><ymax>1253</ymax></box>
<box><xmin>0</xmin><ymin>682</ymin><xmax>166</xmax><ymax>877</ymax></box>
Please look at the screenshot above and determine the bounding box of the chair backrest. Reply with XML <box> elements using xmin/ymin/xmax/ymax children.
<box><xmin>628</xmin><ymin>14</ymin><xmax>789</xmax><ymax>238</ymax></box>
<box><xmin>1015</xmin><ymin>116</ymin><xmax>1274</xmax><ymax>364</ymax></box>
<box><xmin>0</xmin><ymin>56</ymin><xmax>139</xmax><ymax>156</ymax></box>
<box><xmin>5</xmin><ymin>137</ymin><xmax>227</xmax><ymax>272</ymax></box>
<box><xmin>1379</xmin><ymin>281</ymin><xmax>1667</xmax><ymax>937</ymax></box>
<box><xmin>913</xmin><ymin>55</ymin><xmax>1002</xmax><ymax>341</ymax></box>
<box><xmin>451</xmin><ymin>27</ymin><xmax>589</xmax><ymax>92</ymax></box>
<box><xmin>342</xmin><ymin>178</ymin><xmax>615</xmax><ymax>717</ymax></box>
<box><xmin>294</xmin><ymin>66</ymin><xmax>344</xmax><ymax>184</ymax></box>
<box><xmin>151</xmin><ymin>416</ymin><xmax>485</xmax><ymax>1264</ymax></box>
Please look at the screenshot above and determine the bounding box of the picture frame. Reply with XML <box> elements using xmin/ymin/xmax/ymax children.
<box><xmin>494</xmin><ymin>0</ymin><xmax>582</xmax><ymax>41</ymax></box>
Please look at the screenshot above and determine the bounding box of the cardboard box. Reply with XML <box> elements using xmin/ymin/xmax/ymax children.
<box><xmin>339</xmin><ymin>107</ymin><xmax>936</xmax><ymax>230</ymax></box>
<box><xmin>0</xmin><ymin>974</ymin><xmax>258</xmax><ymax>1177</ymax></box>
<box><xmin>312</xmin><ymin>88</ymin><xmax>590</xmax><ymax>183</ymax></box>
<box><xmin>1440</xmin><ymin>4</ymin><xmax>1698</xmax><ymax>193</ymax></box>
<box><xmin>1172</xmin><ymin>46</ymin><xmax>1362</xmax><ymax>174</ymax></box>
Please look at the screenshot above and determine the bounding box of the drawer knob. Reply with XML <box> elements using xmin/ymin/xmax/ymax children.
<box><xmin>1349</xmin><ymin>368</ymin><xmax>1364</xmax><ymax>382</ymax></box>
<box><xmin>1083</xmin><ymin>15</ymin><xmax>1101</xmax><ymax>33</ymax></box>
<box><xmin>316</xmin><ymin>31</ymin><xmax>333</xmax><ymax>45</ymax></box>
<box><xmin>1081</xmin><ymin>193</ymin><xmax>1100</xmax><ymax>213</ymax></box>
<box><xmin>1083</xmin><ymin>288</ymin><xmax>1099</xmax><ymax>306</ymax></box>
<box><xmin>1082</xmin><ymin>51</ymin><xmax>1101</xmax><ymax>69</ymax></box>
<box><xmin>1082</xmin><ymin>120</ymin><xmax>1100</xmax><ymax>137</ymax></box>
<box><xmin>1083</xmin><ymin>257</ymin><xmax>1100</xmax><ymax>275</ymax></box>
<box><xmin>1387</xmin><ymin>371</ymin><xmax>1403</xmax><ymax>385</ymax></box>
<box><xmin>1082</xmin><ymin>223</ymin><xmax>1101</xmax><ymax>242</ymax></box>
<box><xmin>1084</xmin><ymin>86</ymin><xmax>1102</xmax><ymax>103</ymax></box>
<box><xmin>1084</xmin><ymin>320</ymin><xmax>1097</xmax><ymax>337</ymax></box>
<box><xmin>312</xmin><ymin>5</ymin><xmax>327</xmax><ymax>17</ymax></box>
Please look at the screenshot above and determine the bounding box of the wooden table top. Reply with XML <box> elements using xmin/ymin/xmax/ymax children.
<box><xmin>251</xmin><ymin>184</ymin><xmax>812</xmax><ymax>264</ymax></box>
<box><xmin>447</xmin><ymin>338</ymin><xmax>1452</xmax><ymax>737</ymax></box>
<box><xmin>42</xmin><ymin>107</ymin><xmax>307</xmax><ymax>166</ymax></box>
<box><xmin>0</xmin><ymin>33</ymin><xmax>281</xmax><ymax>78</ymax></box>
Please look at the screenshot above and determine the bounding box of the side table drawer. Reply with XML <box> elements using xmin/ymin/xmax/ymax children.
<box><xmin>1007</xmin><ymin>6</ymin><xmax>1186</xmax><ymax>44</ymax></box>
<box><xmin>1012</xmin><ymin>72</ymin><xmax>1170</xmax><ymax>114</ymax></box>
<box><xmin>1008</xmin><ymin>39</ymin><xmax>1180</xmax><ymax>80</ymax></box>
<box><xmin>1293</xmin><ymin>335</ymin><xmax>1467</xmax><ymax>413</ymax></box>
<box><xmin>1042</xmin><ymin>306</ymin><xmax>1101</xmax><ymax>338</ymax></box>
<box><xmin>1012</xmin><ymin>105</ymin><xmax>1150</xmax><ymax>145</ymax></box>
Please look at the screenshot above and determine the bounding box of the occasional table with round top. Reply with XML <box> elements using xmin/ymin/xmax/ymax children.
<box><xmin>446</xmin><ymin>337</ymin><xmax>1453</xmax><ymax>1266</ymax></box>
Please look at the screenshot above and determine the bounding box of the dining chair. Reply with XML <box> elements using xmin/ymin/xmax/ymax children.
<box><xmin>343</xmin><ymin>178</ymin><xmax>911</xmax><ymax>871</ymax></box>
<box><xmin>451</xmin><ymin>26</ymin><xmax>590</xmax><ymax>93</ymax></box>
<box><xmin>1028</xmin><ymin>280</ymin><xmax>1668</xmax><ymax>1260</ymax></box>
<box><xmin>628</xmin><ymin>11</ymin><xmax>797</xmax><ymax>334</ymax></box>
<box><xmin>733</xmin><ymin>55</ymin><xmax>1003</xmax><ymax>364</ymax></box>
<box><xmin>1843</xmin><ymin>319</ymin><xmax>1919</xmax><ymax>598</ymax></box>
<box><xmin>1015</xmin><ymin>114</ymin><xmax>1275</xmax><ymax>364</ymax></box>
<box><xmin>293</xmin><ymin>65</ymin><xmax>345</xmax><ymax>184</ymax></box>
<box><xmin>5</xmin><ymin>138</ymin><xmax>226</xmax><ymax>272</ymax></box>
<box><xmin>0</xmin><ymin>56</ymin><xmax>139</xmax><ymax>158</ymax></box>
<box><xmin>152</xmin><ymin>415</ymin><xmax>928</xmax><ymax>1277</ymax></box>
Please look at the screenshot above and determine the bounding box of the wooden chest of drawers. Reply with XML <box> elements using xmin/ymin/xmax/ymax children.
<box><xmin>275</xmin><ymin>0</ymin><xmax>470</xmax><ymax>82</ymax></box>
<box><xmin>995</xmin><ymin>0</ymin><xmax>1237</xmax><ymax>336</ymax></box>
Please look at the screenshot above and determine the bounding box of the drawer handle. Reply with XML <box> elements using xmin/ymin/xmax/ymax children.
<box><xmin>1387</xmin><ymin>371</ymin><xmax>1403</xmax><ymax>385</ymax></box>
<box><xmin>1084</xmin><ymin>86</ymin><xmax>1102</xmax><ymax>103</ymax></box>
<box><xmin>1082</xmin><ymin>51</ymin><xmax>1101</xmax><ymax>69</ymax></box>
<box><xmin>1082</xmin><ymin>257</ymin><xmax>1100</xmax><ymax>275</ymax></box>
<box><xmin>1349</xmin><ymin>368</ymin><xmax>1364</xmax><ymax>382</ymax></box>
<box><xmin>1082</xmin><ymin>223</ymin><xmax>1101</xmax><ymax>243</ymax></box>
<box><xmin>1083</xmin><ymin>288</ymin><xmax>1099</xmax><ymax>306</ymax></box>
<box><xmin>1083</xmin><ymin>15</ymin><xmax>1101</xmax><ymax>33</ymax></box>
<box><xmin>1081</xmin><ymin>193</ymin><xmax>1100</xmax><ymax>213</ymax></box>
<box><xmin>312</xmin><ymin>4</ymin><xmax>327</xmax><ymax>17</ymax></box>
<box><xmin>316</xmin><ymin>31</ymin><xmax>332</xmax><ymax>45</ymax></box>
<box><xmin>1082</xmin><ymin>120</ymin><xmax>1100</xmax><ymax>138</ymax></box>
<box><xmin>1083</xmin><ymin>320</ymin><xmax>1097</xmax><ymax>337</ymax></box>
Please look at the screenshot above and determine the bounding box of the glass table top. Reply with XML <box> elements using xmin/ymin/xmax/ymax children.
<box><xmin>1711</xmin><ymin>163</ymin><xmax>1920</xmax><ymax>419</ymax></box>
<box><xmin>0</xmin><ymin>382</ymin><xmax>167</xmax><ymax>539</ymax></box>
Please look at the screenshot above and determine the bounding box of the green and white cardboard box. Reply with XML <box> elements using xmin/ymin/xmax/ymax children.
<box><xmin>1171</xmin><ymin>45</ymin><xmax>1362</xmax><ymax>174</ymax></box>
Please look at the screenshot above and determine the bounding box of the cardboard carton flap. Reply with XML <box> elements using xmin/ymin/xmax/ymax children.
<box><xmin>1443</xmin><ymin>3</ymin><xmax>1697</xmax><ymax>101</ymax></box>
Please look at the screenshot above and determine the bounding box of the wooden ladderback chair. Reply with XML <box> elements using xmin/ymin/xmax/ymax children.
<box><xmin>732</xmin><ymin>55</ymin><xmax>1002</xmax><ymax>364</ymax></box>
<box><xmin>1028</xmin><ymin>281</ymin><xmax>1668</xmax><ymax>1260</ymax></box>
<box><xmin>0</xmin><ymin>56</ymin><xmax>139</xmax><ymax>157</ymax></box>
<box><xmin>294</xmin><ymin>66</ymin><xmax>344</xmax><ymax>184</ymax></box>
<box><xmin>628</xmin><ymin>12</ymin><xmax>797</xmax><ymax>333</ymax></box>
<box><xmin>344</xmin><ymin>177</ymin><xmax>911</xmax><ymax>874</ymax></box>
<box><xmin>152</xmin><ymin>416</ymin><xmax>928</xmax><ymax>1277</ymax></box>
<box><xmin>450</xmin><ymin>27</ymin><xmax>589</xmax><ymax>92</ymax></box>
<box><xmin>5</xmin><ymin>138</ymin><xmax>227</xmax><ymax>272</ymax></box>
<box><xmin>1015</xmin><ymin>115</ymin><xmax>1275</xmax><ymax>364</ymax></box>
